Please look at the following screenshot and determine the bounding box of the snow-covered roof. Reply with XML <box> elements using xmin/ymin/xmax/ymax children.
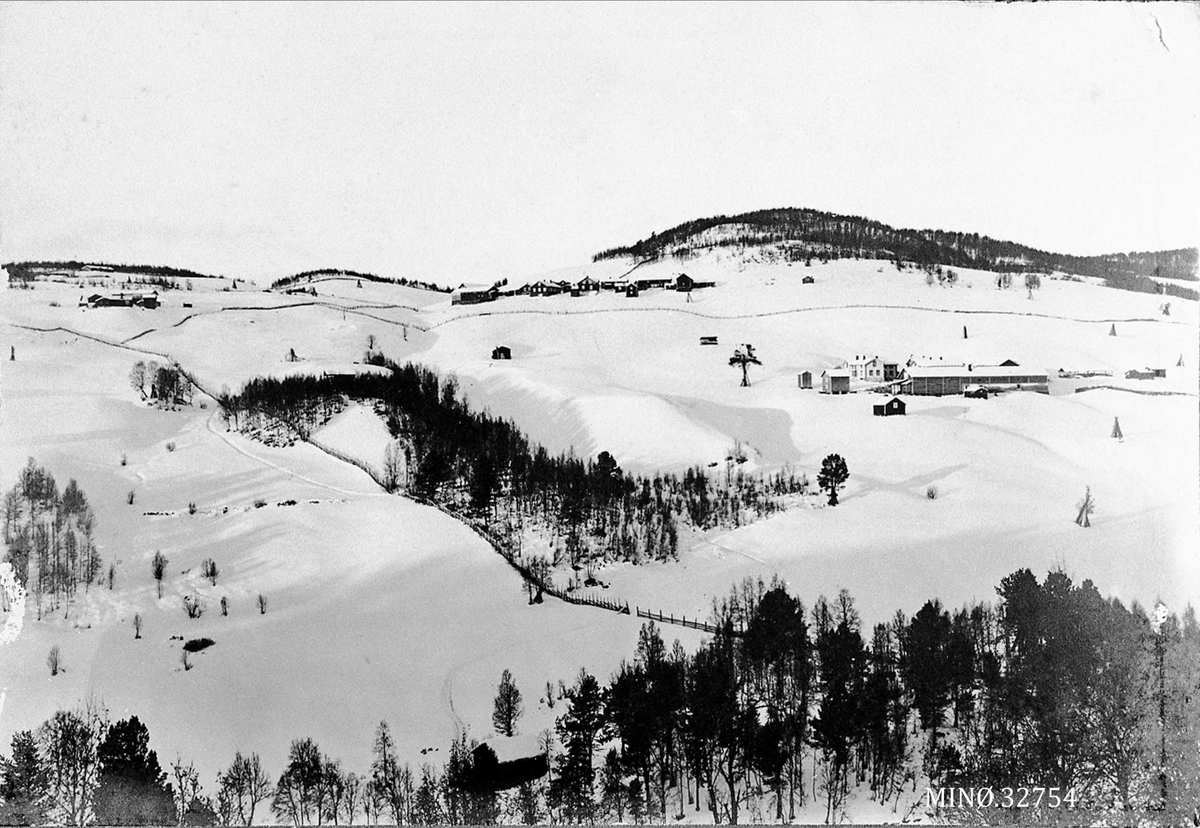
<box><xmin>823</xmin><ymin>369</ymin><xmax>851</xmax><ymax>378</ymax></box>
<box><xmin>453</xmin><ymin>283</ymin><xmax>494</xmax><ymax>293</ymax></box>
<box><xmin>905</xmin><ymin>364</ymin><xmax>1046</xmax><ymax>379</ymax></box>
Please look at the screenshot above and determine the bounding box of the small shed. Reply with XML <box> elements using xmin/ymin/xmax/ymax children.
<box><xmin>821</xmin><ymin>369</ymin><xmax>850</xmax><ymax>395</ymax></box>
<box><xmin>873</xmin><ymin>396</ymin><xmax>906</xmax><ymax>417</ymax></box>
<box><xmin>798</xmin><ymin>371</ymin><xmax>813</xmax><ymax>389</ymax></box>
<box><xmin>676</xmin><ymin>273</ymin><xmax>695</xmax><ymax>292</ymax></box>
<box><xmin>700</xmin><ymin>336</ymin><xmax>719</xmax><ymax>346</ymax></box>
<box><xmin>491</xmin><ymin>346</ymin><xmax>511</xmax><ymax>360</ymax></box>
<box><xmin>625</xmin><ymin>284</ymin><xmax>639</xmax><ymax>298</ymax></box>
<box><xmin>1150</xmin><ymin>367</ymin><xmax>1167</xmax><ymax>378</ymax></box>
<box><xmin>802</xmin><ymin>275</ymin><xmax>815</xmax><ymax>284</ymax></box>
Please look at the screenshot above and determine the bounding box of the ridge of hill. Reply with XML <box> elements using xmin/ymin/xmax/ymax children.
<box><xmin>594</xmin><ymin>207</ymin><xmax>1199</xmax><ymax>300</ymax></box>
<box><xmin>268</xmin><ymin>269</ymin><xmax>452</xmax><ymax>294</ymax></box>
<box><xmin>3</xmin><ymin>260</ymin><xmax>224</xmax><ymax>283</ymax></box>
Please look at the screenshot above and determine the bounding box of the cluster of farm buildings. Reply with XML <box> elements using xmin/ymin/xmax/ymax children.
<box><xmin>800</xmin><ymin>354</ymin><xmax>1051</xmax><ymax>399</ymax></box>
<box><xmin>81</xmin><ymin>291</ymin><xmax>159</xmax><ymax>309</ymax></box>
<box><xmin>452</xmin><ymin>272</ymin><xmax>724</xmax><ymax>304</ymax></box>
<box><xmin>798</xmin><ymin>353</ymin><xmax>1178</xmax><ymax>400</ymax></box>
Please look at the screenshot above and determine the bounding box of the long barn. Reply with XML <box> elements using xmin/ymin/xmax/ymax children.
<box><xmin>901</xmin><ymin>364</ymin><xmax>1049</xmax><ymax>396</ymax></box>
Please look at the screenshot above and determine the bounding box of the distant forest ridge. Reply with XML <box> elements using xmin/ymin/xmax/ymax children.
<box><xmin>269</xmin><ymin>268</ymin><xmax>451</xmax><ymax>293</ymax></box>
<box><xmin>594</xmin><ymin>207</ymin><xmax>1199</xmax><ymax>300</ymax></box>
<box><xmin>2</xmin><ymin>261</ymin><xmax>452</xmax><ymax>294</ymax></box>
<box><xmin>3</xmin><ymin>260</ymin><xmax>221</xmax><ymax>282</ymax></box>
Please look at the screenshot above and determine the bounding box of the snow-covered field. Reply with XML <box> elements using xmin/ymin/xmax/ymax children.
<box><xmin>2</xmin><ymin>254</ymin><xmax>1197</xmax><ymax>813</ymax></box>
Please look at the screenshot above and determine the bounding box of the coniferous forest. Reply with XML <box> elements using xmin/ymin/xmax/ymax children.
<box><xmin>4</xmin><ymin>572</ymin><xmax>1198</xmax><ymax>825</ymax></box>
<box><xmin>220</xmin><ymin>358</ymin><xmax>808</xmax><ymax>573</ymax></box>
<box><xmin>593</xmin><ymin>207</ymin><xmax>1199</xmax><ymax>301</ymax></box>
<box><xmin>5</xmin><ymin>366</ymin><xmax>1197</xmax><ymax>825</ymax></box>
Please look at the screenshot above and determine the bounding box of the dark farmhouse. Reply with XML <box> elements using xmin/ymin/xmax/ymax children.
<box><xmin>86</xmin><ymin>291</ymin><xmax>159</xmax><ymax>309</ymax></box>
<box><xmin>491</xmin><ymin>346</ymin><xmax>511</xmax><ymax>360</ymax></box>
<box><xmin>527</xmin><ymin>280</ymin><xmax>568</xmax><ymax>297</ymax></box>
<box><xmin>1125</xmin><ymin>368</ymin><xmax>1156</xmax><ymax>380</ymax></box>
<box><xmin>873</xmin><ymin>396</ymin><xmax>906</xmax><ymax>416</ymax></box>
<box><xmin>451</xmin><ymin>284</ymin><xmax>499</xmax><ymax>305</ymax></box>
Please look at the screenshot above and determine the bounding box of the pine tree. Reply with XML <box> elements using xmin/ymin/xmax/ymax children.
<box><xmin>903</xmin><ymin>601</ymin><xmax>953</xmax><ymax>754</ymax></box>
<box><xmin>818</xmin><ymin>454</ymin><xmax>849</xmax><ymax>506</ymax></box>
<box><xmin>93</xmin><ymin>716</ymin><xmax>176</xmax><ymax>826</ymax></box>
<box><xmin>550</xmin><ymin>671</ymin><xmax>605</xmax><ymax>824</ymax></box>
<box><xmin>0</xmin><ymin>730</ymin><xmax>48</xmax><ymax>825</ymax></box>
<box><xmin>811</xmin><ymin>608</ymin><xmax>868</xmax><ymax>823</ymax></box>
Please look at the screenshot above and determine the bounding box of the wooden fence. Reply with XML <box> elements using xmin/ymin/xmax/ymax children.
<box><xmin>240</xmin><ymin>398</ymin><xmax>718</xmax><ymax>635</ymax></box>
<box><xmin>636</xmin><ymin>607</ymin><xmax>726</xmax><ymax>636</ymax></box>
<box><xmin>1074</xmin><ymin>385</ymin><xmax>1195</xmax><ymax>398</ymax></box>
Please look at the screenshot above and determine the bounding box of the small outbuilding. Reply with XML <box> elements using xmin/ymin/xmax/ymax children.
<box><xmin>802</xmin><ymin>275</ymin><xmax>815</xmax><ymax>284</ymax></box>
<box><xmin>798</xmin><ymin>371</ymin><xmax>813</xmax><ymax>389</ymax></box>
<box><xmin>625</xmin><ymin>284</ymin><xmax>639</xmax><ymax>298</ymax></box>
<box><xmin>821</xmin><ymin>369</ymin><xmax>850</xmax><ymax>395</ymax></box>
<box><xmin>700</xmin><ymin>336</ymin><xmax>719</xmax><ymax>346</ymax></box>
<box><xmin>873</xmin><ymin>396</ymin><xmax>907</xmax><ymax>417</ymax></box>
<box><xmin>491</xmin><ymin>346</ymin><xmax>512</xmax><ymax>360</ymax></box>
<box><xmin>676</xmin><ymin>273</ymin><xmax>695</xmax><ymax>292</ymax></box>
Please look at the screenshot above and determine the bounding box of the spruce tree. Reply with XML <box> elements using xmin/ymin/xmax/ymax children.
<box><xmin>0</xmin><ymin>731</ymin><xmax>48</xmax><ymax>825</ymax></box>
<box><xmin>493</xmin><ymin>669</ymin><xmax>524</xmax><ymax>737</ymax></box>
<box><xmin>93</xmin><ymin>716</ymin><xmax>175</xmax><ymax>826</ymax></box>
<box><xmin>550</xmin><ymin>671</ymin><xmax>605</xmax><ymax>824</ymax></box>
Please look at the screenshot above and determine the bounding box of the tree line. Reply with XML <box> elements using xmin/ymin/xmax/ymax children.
<box><xmin>219</xmin><ymin>359</ymin><xmax>808</xmax><ymax>573</ymax></box>
<box><xmin>523</xmin><ymin>572</ymin><xmax>1200</xmax><ymax>826</ymax></box>
<box><xmin>269</xmin><ymin>270</ymin><xmax>451</xmax><ymax>294</ymax></box>
<box><xmin>592</xmin><ymin>207</ymin><xmax>1199</xmax><ymax>300</ymax></box>
<box><xmin>6</xmin><ymin>568</ymin><xmax>1196</xmax><ymax>825</ymax></box>
<box><xmin>2</xmin><ymin>459</ymin><xmax>102</xmax><ymax>619</ymax></box>
<box><xmin>3</xmin><ymin>261</ymin><xmax>218</xmax><ymax>285</ymax></box>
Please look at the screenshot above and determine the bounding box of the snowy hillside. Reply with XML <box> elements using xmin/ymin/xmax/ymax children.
<box><xmin>2</xmin><ymin>250</ymin><xmax>1197</xmax><ymax>817</ymax></box>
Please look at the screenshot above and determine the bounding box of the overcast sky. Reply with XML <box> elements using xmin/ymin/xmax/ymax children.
<box><xmin>2</xmin><ymin>2</ymin><xmax>1198</xmax><ymax>285</ymax></box>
